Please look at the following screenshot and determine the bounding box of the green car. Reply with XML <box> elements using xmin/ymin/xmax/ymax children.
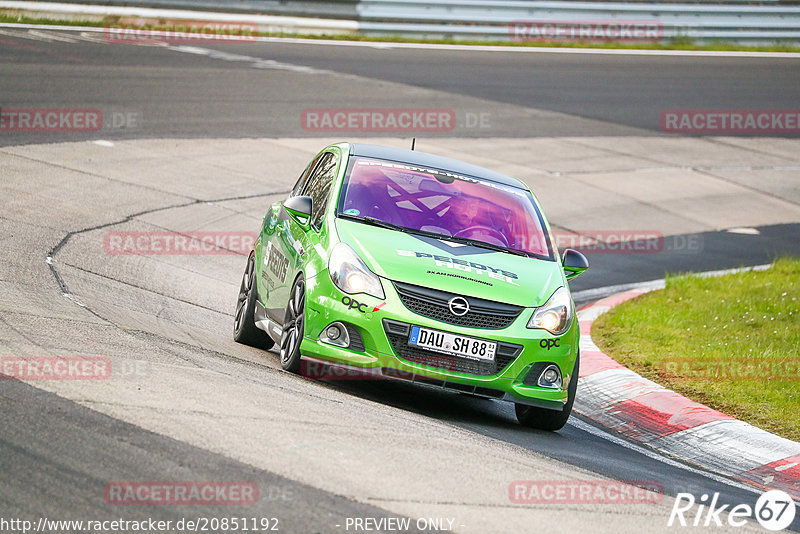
<box><xmin>234</xmin><ymin>143</ymin><xmax>588</xmax><ymax>430</ymax></box>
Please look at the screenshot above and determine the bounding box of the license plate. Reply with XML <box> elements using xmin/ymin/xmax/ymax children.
<box><xmin>408</xmin><ymin>326</ymin><xmax>496</xmax><ymax>362</ymax></box>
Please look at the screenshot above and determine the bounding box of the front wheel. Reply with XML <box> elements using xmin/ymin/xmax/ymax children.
<box><xmin>280</xmin><ymin>275</ymin><xmax>305</xmax><ymax>373</ymax></box>
<box><xmin>515</xmin><ymin>353</ymin><xmax>579</xmax><ymax>431</ymax></box>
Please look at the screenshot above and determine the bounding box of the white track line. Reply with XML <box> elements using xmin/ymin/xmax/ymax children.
<box><xmin>572</xmin><ymin>263</ymin><xmax>772</xmax><ymax>303</ymax></box>
<box><xmin>0</xmin><ymin>22</ymin><xmax>799</xmax><ymax>58</ymax></box>
<box><xmin>569</xmin><ymin>417</ymin><xmax>762</xmax><ymax>496</ymax></box>
<box><xmin>573</xmin><ymin>278</ymin><xmax>665</xmax><ymax>303</ymax></box>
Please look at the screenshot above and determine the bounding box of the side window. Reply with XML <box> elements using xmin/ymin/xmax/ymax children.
<box><xmin>291</xmin><ymin>154</ymin><xmax>322</xmax><ymax>197</ymax></box>
<box><xmin>302</xmin><ymin>152</ymin><xmax>337</xmax><ymax>229</ymax></box>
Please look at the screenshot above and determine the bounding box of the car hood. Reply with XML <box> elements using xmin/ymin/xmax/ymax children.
<box><xmin>335</xmin><ymin>218</ymin><xmax>563</xmax><ymax>307</ymax></box>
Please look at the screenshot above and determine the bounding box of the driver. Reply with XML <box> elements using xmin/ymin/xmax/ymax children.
<box><xmin>446</xmin><ymin>193</ymin><xmax>510</xmax><ymax>248</ymax></box>
<box><xmin>449</xmin><ymin>194</ymin><xmax>482</xmax><ymax>229</ymax></box>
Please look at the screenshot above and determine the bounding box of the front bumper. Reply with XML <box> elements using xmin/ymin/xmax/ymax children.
<box><xmin>299</xmin><ymin>273</ymin><xmax>579</xmax><ymax>410</ymax></box>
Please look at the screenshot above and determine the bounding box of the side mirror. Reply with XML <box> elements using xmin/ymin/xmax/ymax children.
<box><xmin>562</xmin><ymin>249</ymin><xmax>588</xmax><ymax>280</ymax></box>
<box><xmin>282</xmin><ymin>196</ymin><xmax>313</xmax><ymax>228</ymax></box>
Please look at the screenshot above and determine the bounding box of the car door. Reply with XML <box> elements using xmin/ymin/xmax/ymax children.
<box><xmin>257</xmin><ymin>153</ymin><xmax>320</xmax><ymax>322</ymax></box>
<box><xmin>260</xmin><ymin>150</ymin><xmax>339</xmax><ymax>325</ymax></box>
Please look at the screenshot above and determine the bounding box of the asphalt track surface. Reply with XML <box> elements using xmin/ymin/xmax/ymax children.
<box><xmin>1</xmin><ymin>27</ymin><xmax>800</xmax><ymax>533</ymax></box>
<box><xmin>1</xmin><ymin>27</ymin><xmax>799</xmax><ymax>145</ymax></box>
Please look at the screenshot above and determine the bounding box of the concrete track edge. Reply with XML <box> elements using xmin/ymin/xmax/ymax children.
<box><xmin>3</xmin><ymin>2</ymin><xmax>800</xmax><ymax>57</ymax></box>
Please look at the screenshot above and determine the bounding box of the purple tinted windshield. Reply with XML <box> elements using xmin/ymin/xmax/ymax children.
<box><xmin>338</xmin><ymin>158</ymin><xmax>553</xmax><ymax>259</ymax></box>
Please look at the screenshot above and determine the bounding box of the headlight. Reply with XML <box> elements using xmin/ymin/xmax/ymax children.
<box><xmin>527</xmin><ymin>286</ymin><xmax>573</xmax><ymax>335</ymax></box>
<box><xmin>329</xmin><ymin>243</ymin><xmax>385</xmax><ymax>299</ymax></box>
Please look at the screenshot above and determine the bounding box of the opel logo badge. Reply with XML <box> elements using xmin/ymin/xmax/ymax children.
<box><xmin>448</xmin><ymin>297</ymin><xmax>470</xmax><ymax>316</ymax></box>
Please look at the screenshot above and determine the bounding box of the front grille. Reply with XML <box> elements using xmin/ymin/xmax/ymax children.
<box><xmin>383</xmin><ymin>319</ymin><xmax>522</xmax><ymax>377</ymax></box>
<box><xmin>393</xmin><ymin>281</ymin><xmax>523</xmax><ymax>329</ymax></box>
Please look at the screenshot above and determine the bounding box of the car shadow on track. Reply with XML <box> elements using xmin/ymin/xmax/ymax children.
<box><xmin>293</xmin><ymin>367</ymin><xmax>800</xmax><ymax>532</ymax></box>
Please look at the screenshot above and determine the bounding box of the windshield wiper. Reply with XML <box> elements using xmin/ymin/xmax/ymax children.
<box><xmin>337</xmin><ymin>212</ymin><xmax>528</xmax><ymax>257</ymax></box>
<box><xmin>443</xmin><ymin>235</ymin><xmax>529</xmax><ymax>257</ymax></box>
<box><xmin>338</xmin><ymin>212</ymin><xmax>410</xmax><ymax>232</ymax></box>
<box><xmin>340</xmin><ymin>215</ymin><xmax>459</xmax><ymax>242</ymax></box>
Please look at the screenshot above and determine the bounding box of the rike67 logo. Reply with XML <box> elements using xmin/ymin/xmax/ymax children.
<box><xmin>669</xmin><ymin>490</ymin><xmax>796</xmax><ymax>531</ymax></box>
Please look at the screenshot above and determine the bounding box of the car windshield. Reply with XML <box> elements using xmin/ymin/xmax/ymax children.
<box><xmin>337</xmin><ymin>157</ymin><xmax>553</xmax><ymax>260</ymax></box>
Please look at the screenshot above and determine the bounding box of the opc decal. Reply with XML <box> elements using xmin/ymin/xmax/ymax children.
<box><xmin>540</xmin><ymin>339</ymin><xmax>560</xmax><ymax>350</ymax></box>
<box><xmin>341</xmin><ymin>296</ymin><xmax>386</xmax><ymax>314</ymax></box>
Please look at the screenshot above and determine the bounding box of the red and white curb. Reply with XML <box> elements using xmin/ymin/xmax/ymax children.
<box><xmin>574</xmin><ymin>287</ymin><xmax>800</xmax><ymax>500</ymax></box>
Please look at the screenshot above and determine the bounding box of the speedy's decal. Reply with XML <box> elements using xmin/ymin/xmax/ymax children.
<box><xmin>411</xmin><ymin>234</ymin><xmax>492</xmax><ymax>256</ymax></box>
<box><xmin>397</xmin><ymin>250</ymin><xmax>520</xmax><ymax>286</ymax></box>
<box><xmin>265</xmin><ymin>242</ymin><xmax>289</xmax><ymax>283</ymax></box>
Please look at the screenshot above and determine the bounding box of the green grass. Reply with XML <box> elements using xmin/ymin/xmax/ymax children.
<box><xmin>592</xmin><ymin>258</ymin><xmax>800</xmax><ymax>442</ymax></box>
<box><xmin>0</xmin><ymin>13</ymin><xmax>106</xmax><ymax>27</ymax></box>
<box><xmin>2</xmin><ymin>12</ymin><xmax>800</xmax><ymax>53</ymax></box>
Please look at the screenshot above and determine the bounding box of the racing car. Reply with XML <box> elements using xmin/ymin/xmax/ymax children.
<box><xmin>234</xmin><ymin>143</ymin><xmax>588</xmax><ymax>430</ymax></box>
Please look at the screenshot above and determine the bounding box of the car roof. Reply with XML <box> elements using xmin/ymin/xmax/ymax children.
<box><xmin>348</xmin><ymin>143</ymin><xmax>527</xmax><ymax>189</ymax></box>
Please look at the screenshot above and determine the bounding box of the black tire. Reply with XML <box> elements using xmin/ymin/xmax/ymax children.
<box><xmin>515</xmin><ymin>353</ymin><xmax>580</xmax><ymax>431</ymax></box>
<box><xmin>234</xmin><ymin>251</ymin><xmax>275</xmax><ymax>350</ymax></box>
<box><xmin>280</xmin><ymin>275</ymin><xmax>305</xmax><ymax>373</ymax></box>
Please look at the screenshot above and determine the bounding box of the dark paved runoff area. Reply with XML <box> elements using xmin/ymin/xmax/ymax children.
<box><xmin>0</xmin><ymin>378</ymin><xmax>423</xmax><ymax>533</ymax></box>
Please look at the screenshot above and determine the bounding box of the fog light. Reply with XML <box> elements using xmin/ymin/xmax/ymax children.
<box><xmin>537</xmin><ymin>364</ymin><xmax>562</xmax><ymax>389</ymax></box>
<box><xmin>320</xmin><ymin>321</ymin><xmax>350</xmax><ymax>348</ymax></box>
<box><xmin>326</xmin><ymin>325</ymin><xmax>342</xmax><ymax>341</ymax></box>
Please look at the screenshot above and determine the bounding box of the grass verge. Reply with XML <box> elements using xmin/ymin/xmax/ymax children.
<box><xmin>2</xmin><ymin>13</ymin><xmax>800</xmax><ymax>53</ymax></box>
<box><xmin>592</xmin><ymin>258</ymin><xmax>800</xmax><ymax>442</ymax></box>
